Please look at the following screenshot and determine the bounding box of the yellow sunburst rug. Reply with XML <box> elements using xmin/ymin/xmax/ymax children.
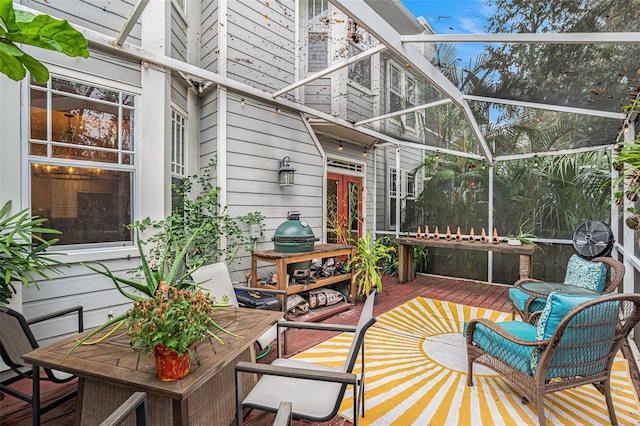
<box><xmin>292</xmin><ymin>297</ymin><xmax>640</xmax><ymax>425</ymax></box>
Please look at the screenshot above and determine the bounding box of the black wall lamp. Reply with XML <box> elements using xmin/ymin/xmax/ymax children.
<box><xmin>278</xmin><ymin>156</ymin><xmax>296</xmax><ymax>186</ymax></box>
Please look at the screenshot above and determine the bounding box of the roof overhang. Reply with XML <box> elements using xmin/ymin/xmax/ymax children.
<box><xmin>308</xmin><ymin>119</ymin><xmax>378</xmax><ymax>147</ymax></box>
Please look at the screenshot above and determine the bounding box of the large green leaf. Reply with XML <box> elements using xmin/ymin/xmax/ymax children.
<box><xmin>11</xmin><ymin>11</ymin><xmax>89</xmax><ymax>58</ymax></box>
<box><xmin>0</xmin><ymin>0</ymin><xmax>19</xmax><ymax>33</ymax></box>
<box><xmin>0</xmin><ymin>42</ymin><xmax>27</xmax><ymax>81</ymax></box>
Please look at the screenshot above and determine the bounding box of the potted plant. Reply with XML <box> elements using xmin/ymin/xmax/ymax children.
<box><xmin>0</xmin><ymin>200</ymin><xmax>67</xmax><ymax>305</ymax></box>
<box><xmin>347</xmin><ymin>231</ymin><xmax>395</xmax><ymax>299</ymax></box>
<box><xmin>67</xmin><ymin>222</ymin><xmax>238</xmax><ymax>376</ymax></box>
<box><xmin>126</xmin><ymin>281</ymin><xmax>230</xmax><ymax>381</ymax></box>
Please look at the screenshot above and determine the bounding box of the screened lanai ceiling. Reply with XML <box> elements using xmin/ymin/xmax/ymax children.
<box><xmin>330</xmin><ymin>0</ymin><xmax>640</xmax><ymax>164</ymax></box>
<box><xmin>36</xmin><ymin>0</ymin><xmax>640</xmax><ymax>166</ymax></box>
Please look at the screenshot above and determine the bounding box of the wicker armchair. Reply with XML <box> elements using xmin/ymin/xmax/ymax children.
<box><xmin>466</xmin><ymin>292</ymin><xmax>640</xmax><ymax>426</ymax></box>
<box><xmin>510</xmin><ymin>256</ymin><xmax>625</xmax><ymax>321</ymax></box>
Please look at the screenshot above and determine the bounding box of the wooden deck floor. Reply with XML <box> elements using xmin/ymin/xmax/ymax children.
<box><xmin>2</xmin><ymin>274</ymin><xmax>638</xmax><ymax>426</ymax></box>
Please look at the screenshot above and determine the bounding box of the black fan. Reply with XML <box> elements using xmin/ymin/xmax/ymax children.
<box><xmin>572</xmin><ymin>220</ymin><xmax>614</xmax><ymax>259</ymax></box>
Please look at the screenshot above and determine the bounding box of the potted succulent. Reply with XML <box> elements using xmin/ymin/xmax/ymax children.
<box><xmin>347</xmin><ymin>231</ymin><xmax>395</xmax><ymax>299</ymax></box>
<box><xmin>0</xmin><ymin>200</ymin><xmax>67</xmax><ymax>305</ymax></box>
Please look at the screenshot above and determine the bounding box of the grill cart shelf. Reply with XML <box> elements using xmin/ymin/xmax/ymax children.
<box><xmin>251</xmin><ymin>244</ymin><xmax>356</xmax><ymax>299</ymax></box>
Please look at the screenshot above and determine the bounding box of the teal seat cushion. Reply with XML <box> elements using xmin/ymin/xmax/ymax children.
<box><xmin>470</xmin><ymin>320</ymin><xmax>538</xmax><ymax>375</ymax></box>
<box><xmin>508</xmin><ymin>287</ymin><xmax>546</xmax><ymax>314</ymax></box>
<box><xmin>535</xmin><ymin>291</ymin><xmax>600</xmax><ymax>340</ymax></box>
<box><xmin>563</xmin><ymin>254</ymin><xmax>607</xmax><ymax>292</ymax></box>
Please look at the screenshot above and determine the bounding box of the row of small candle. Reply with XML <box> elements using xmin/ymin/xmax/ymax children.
<box><xmin>415</xmin><ymin>226</ymin><xmax>500</xmax><ymax>243</ymax></box>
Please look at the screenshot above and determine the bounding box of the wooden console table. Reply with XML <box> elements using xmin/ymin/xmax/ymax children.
<box><xmin>396</xmin><ymin>237</ymin><xmax>536</xmax><ymax>283</ymax></box>
<box><xmin>251</xmin><ymin>244</ymin><xmax>355</xmax><ymax>299</ymax></box>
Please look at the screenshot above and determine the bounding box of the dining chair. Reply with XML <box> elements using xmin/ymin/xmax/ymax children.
<box><xmin>98</xmin><ymin>391</ymin><xmax>148</xmax><ymax>426</ymax></box>
<box><xmin>509</xmin><ymin>255</ymin><xmax>625</xmax><ymax>320</ymax></box>
<box><xmin>190</xmin><ymin>262</ymin><xmax>288</xmax><ymax>355</ymax></box>
<box><xmin>466</xmin><ymin>292</ymin><xmax>640</xmax><ymax>426</ymax></box>
<box><xmin>234</xmin><ymin>289</ymin><xmax>377</xmax><ymax>426</ymax></box>
<box><xmin>0</xmin><ymin>305</ymin><xmax>83</xmax><ymax>426</ymax></box>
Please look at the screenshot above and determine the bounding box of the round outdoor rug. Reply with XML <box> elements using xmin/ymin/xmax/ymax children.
<box><xmin>292</xmin><ymin>297</ymin><xmax>640</xmax><ymax>425</ymax></box>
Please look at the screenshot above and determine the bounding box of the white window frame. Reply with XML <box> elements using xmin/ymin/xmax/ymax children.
<box><xmin>388</xmin><ymin>166</ymin><xmax>423</xmax><ymax>230</ymax></box>
<box><xmin>171</xmin><ymin>106</ymin><xmax>187</xmax><ymax>178</ymax></box>
<box><xmin>388</xmin><ymin>61</ymin><xmax>419</xmax><ymax>132</ymax></box>
<box><xmin>307</xmin><ymin>0</ymin><xmax>329</xmax><ymax>73</ymax></box>
<box><xmin>24</xmin><ymin>72</ymin><xmax>138</xmax><ymax>249</ymax></box>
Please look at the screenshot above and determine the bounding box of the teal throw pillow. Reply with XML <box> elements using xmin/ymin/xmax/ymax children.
<box><xmin>563</xmin><ymin>254</ymin><xmax>607</xmax><ymax>292</ymax></box>
<box><xmin>535</xmin><ymin>291</ymin><xmax>600</xmax><ymax>341</ymax></box>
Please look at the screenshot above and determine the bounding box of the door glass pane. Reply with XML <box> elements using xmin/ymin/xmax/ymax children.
<box><xmin>347</xmin><ymin>181</ymin><xmax>360</xmax><ymax>240</ymax></box>
<box><xmin>326</xmin><ymin>176</ymin><xmax>339</xmax><ymax>243</ymax></box>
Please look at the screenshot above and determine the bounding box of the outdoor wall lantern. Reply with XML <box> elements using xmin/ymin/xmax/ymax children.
<box><xmin>278</xmin><ymin>156</ymin><xmax>296</xmax><ymax>186</ymax></box>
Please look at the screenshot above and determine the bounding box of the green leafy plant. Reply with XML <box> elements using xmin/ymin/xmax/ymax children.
<box><xmin>347</xmin><ymin>231</ymin><xmax>395</xmax><ymax>297</ymax></box>
<box><xmin>376</xmin><ymin>236</ymin><xmax>399</xmax><ymax>276</ymax></box>
<box><xmin>126</xmin><ymin>283</ymin><xmax>233</xmax><ymax>356</ymax></box>
<box><xmin>413</xmin><ymin>244</ymin><xmax>429</xmax><ymax>273</ymax></box>
<box><xmin>0</xmin><ymin>0</ymin><xmax>89</xmax><ymax>83</ymax></box>
<box><xmin>143</xmin><ymin>157</ymin><xmax>263</xmax><ymax>271</ymax></box>
<box><xmin>0</xmin><ymin>200</ymin><xmax>67</xmax><ymax>305</ymax></box>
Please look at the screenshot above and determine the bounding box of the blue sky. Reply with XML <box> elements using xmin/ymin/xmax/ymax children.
<box><xmin>401</xmin><ymin>0</ymin><xmax>494</xmax><ymax>64</ymax></box>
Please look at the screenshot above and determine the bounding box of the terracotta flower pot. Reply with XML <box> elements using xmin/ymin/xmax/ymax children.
<box><xmin>154</xmin><ymin>343</ymin><xmax>191</xmax><ymax>381</ymax></box>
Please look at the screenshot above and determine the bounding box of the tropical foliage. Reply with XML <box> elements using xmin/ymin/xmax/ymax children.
<box><xmin>0</xmin><ymin>0</ymin><xmax>89</xmax><ymax>83</ymax></box>
<box><xmin>0</xmin><ymin>201</ymin><xmax>67</xmax><ymax>304</ymax></box>
<box><xmin>347</xmin><ymin>231</ymin><xmax>395</xmax><ymax>296</ymax></box>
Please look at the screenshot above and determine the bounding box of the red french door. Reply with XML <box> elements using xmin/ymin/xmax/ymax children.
<box><xmin>327</xmin><ymin>173</ymin><xmax>363</xmax><ymax>244</ymax></box>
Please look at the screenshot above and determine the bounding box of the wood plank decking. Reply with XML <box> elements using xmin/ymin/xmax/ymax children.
<box><xmin>1</xmin><ymin>274</ymin><xmax>637</xmax><ymax>426</ymax></box>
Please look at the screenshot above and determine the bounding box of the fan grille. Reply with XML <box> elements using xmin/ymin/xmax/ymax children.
<box><xmin>572</xmin><ymin>220</ymin><xmax>614</xmax><ymax>259</ymax></box>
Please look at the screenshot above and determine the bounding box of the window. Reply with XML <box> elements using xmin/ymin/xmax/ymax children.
<box><xmin>348</xmin><ymin>43</ymin><xmax>371</xmax><ymax>89</ymax></box>
<box><xmin>307</xmin><ymin>0</ymin><xmax>329</xmax><ymax>72</ymax></box>
<box><xmin>388</xmin><ymin>63</ymin><xmax>419</xmax><ymax>130</ymax></box>
<box><xmin>171</xmin><ymin>108</ymin><xmax>187</xmax><ymax>212</ymax></box>
<box><xmin>347</xmin><ymin>21</ymin><xmax>372</xmax><ymax>89</ymax></box>
<box><xmin>389</xmin><ymin>167</ymin><xmax>423</xmax><ymax>229</ymax></box>
<box><xmin>28</xmin><ymin>76</ymin><xmax>135</xmax><ymax>246</ymax></box>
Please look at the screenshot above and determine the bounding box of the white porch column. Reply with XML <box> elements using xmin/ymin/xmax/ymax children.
<box><xmin>1</xmin><ymin>77</ymin><xmax>23</xmax><ymax>310</ymax></box>
<box><xmin>140</xmin><ymin>0</ymin><xmax>172</xmax><ymax>221</ymax></box>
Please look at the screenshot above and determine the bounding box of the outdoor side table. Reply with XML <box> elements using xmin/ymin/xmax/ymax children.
<box><xmin>519</xmin><ymin>281</ymin><xmax>601</xmax><ymax>297</ymax></box>
<box><xmin>22</xmin><ymin>307</ymin><xmax>282</xmax><ymax>426</ymax></box>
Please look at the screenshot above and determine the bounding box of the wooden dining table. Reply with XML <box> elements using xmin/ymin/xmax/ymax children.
<box><xmin>23</xmin><ymin>307</ymin><xmax>282</xmax><ymax>426</ymax></box>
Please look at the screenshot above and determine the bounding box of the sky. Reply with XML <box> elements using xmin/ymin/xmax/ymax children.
<box><xmin>401</xmin><ymin>0</ymin><xmax>494</xmax><ymax>65</ymax></box>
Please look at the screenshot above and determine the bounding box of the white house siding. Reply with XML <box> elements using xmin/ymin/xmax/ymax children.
<box><xmin>200</xmin><ymin>0</ymin><xmax>219</xmax><ymax>72</ymax></box>
<box><xmin>223</xmin><ymin>97</ymin><xmax>324</xmax><ymax>280</ymax></box>
<box><xmin>346</xmin><ymin>83</ymin><xmax>374</xmax><ymax>124</ymax></box>
<box><xmin>171</xmin><ymin>4</ymin><xmax>189</xmax><ymax>62</ymax></box>
<box><xmin>304</xmin><ymin>78</ymin><xmax>332</xmax><ymax>114</ymax></box>
<box><xmin>199</xmin><ymin>89</ymin><xmax>219</xmax><ymax>184</ymax></box>
<box><xmin>22</xmin><ymin>253</ymin><xmax>140</xmax><ymax>347</ymax></box>
<box><xmin>21</xmin><ymin>0</ymin><xmax>142</xmax><ymax>46</ymax></box>
<box><xmin>172</xmin><ymin>77</ymin><xmax>190</xmax><ymax>112</ymax></box>
<box><xmin>226</xmin><ymin>0</ymin><xmax>296</xmax><ymax>92</ymax></box>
